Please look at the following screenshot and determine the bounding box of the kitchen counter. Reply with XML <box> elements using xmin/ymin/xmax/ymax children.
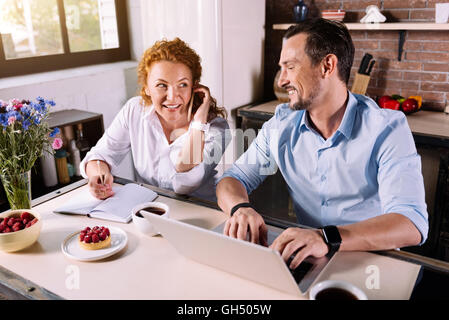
<box><xmin>238</xmin><ymin>100</ymin><xmax>449</xmax><ymax>142</ymax></box>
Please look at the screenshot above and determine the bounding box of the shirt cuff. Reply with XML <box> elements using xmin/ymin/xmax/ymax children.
<box><xmin>79</xmin><ymin>153</ymin><xmax>114</xmax><ymax>179</ymax></box>
<box><xmin>171</xmin><ymin>163</ymin><xmax>206</xmax><ymax>194</ymax></box>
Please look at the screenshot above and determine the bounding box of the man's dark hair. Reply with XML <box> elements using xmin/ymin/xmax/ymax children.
<box><xmin>284</xmin><ymin>18</ymin><xmax>355</xmax><ymax>84</ymax></box>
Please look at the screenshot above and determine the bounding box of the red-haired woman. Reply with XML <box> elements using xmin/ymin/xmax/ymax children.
<box><xmin>80</xmin><ymin>38</ymin><xmax>229</xmax><ymax>202</ymax></box>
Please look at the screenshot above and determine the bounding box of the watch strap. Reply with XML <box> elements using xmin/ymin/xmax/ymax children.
<box><xmin>230</xmin><ymin>202</ymin><xmax>254</xmax><ymax>217</ymax></box>
<box><xmin>190</xmin><ymin>121</ymin><xmax>210</xmax><ymax>133</ymax></box>
<box><xmin>322</xmin><ymin>225</ymin><xmax>342</xmax><ymax>256</ymax></box>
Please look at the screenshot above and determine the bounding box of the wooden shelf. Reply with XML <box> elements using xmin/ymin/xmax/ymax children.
<box><xmin>273</xmin><ymin>22</ymin><xmax>449</xmax><ymax>62</ymax></box>
<box><xmin>273</xmin><ymin>22</ymin><xmax>449</xmax><ymax>30</ymax></box>
<box><xmin>346</xmin><ymin>22</ymin><xmax>449</xmax><ymax>30</ymax></box>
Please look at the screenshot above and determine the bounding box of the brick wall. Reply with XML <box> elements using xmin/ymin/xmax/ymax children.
<box><xmin>265</xmin><ymin>0</ymin><xmax>449</xmax><ymax>111</ymax></box>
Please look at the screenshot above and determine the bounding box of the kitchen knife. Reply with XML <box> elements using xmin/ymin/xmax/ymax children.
<box><xmin>358</xmin><ymin>53</ymin><xmax>373</xmax><ymax>75</ymax></box>
<box><xmin>367</xmin><ymin>60</ymin><xmax>376</xmax><ymax>75</ymax></box>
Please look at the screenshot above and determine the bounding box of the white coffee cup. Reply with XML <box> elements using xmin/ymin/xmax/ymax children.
<box><xmin>132</xmin><ymin>202</ymin><xmax>170</xmax><ymax>236</ymax></box>
<box><xmin>309</xmin><ymin>280</ymin><xmax>368</xmax><ymax>300</ymax></box>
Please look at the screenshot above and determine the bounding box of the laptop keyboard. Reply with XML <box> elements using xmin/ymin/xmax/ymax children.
<box><xmin>288</xmin><ymin>260</ymin><xmax>313</xmax><ymax>284</ymax></box>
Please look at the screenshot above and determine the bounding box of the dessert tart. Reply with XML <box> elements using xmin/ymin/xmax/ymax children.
<box><xmin>78</xmin><ymin>226</ymin><xmax>111</xmax><ymax>250</ymax></box>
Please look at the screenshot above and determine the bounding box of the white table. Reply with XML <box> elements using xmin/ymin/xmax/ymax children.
<box><xmin>0</xmin><ymin>181</ymin><xmax>431</xmax><ymax>300</ymax></box>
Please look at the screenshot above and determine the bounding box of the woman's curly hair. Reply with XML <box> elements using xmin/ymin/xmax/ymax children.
<box><xmin>137</xmin><ymin>37</ymin><xmax>226</xmax><ymax>121</ymax></box>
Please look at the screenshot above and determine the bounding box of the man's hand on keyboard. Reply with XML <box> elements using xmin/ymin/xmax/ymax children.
<box><xmin>270</xmin><ymin>228</ymin><xmax>329</xmax><ymax>269</ymax></box>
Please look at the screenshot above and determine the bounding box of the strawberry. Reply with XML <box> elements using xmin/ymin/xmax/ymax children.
<box><xmin>12</xmin><ymin>222</ymin><xmax>23</xmax><ymax>230</ymax></box>
<box><xmin>4</xmin><ymin>227</ymin><xmax>12</xmax><ymax>233</ymax></box>
<box><xmin>21</xmin><ymin>212</ymin><xmax>32</xmax><ymax>221</ymax></box>
<box><xmin>92</xmin><ymin>234</ymin><xmax>100</xmax><ymax>243</ymax></box>
<box><xmin>99</xmin><ymin>232</ymin><xmax>107</xmax><ymax>241</ymax></box>
<box><xmin>7</xmin><ymin>218</ymin><xmax>15</xmax><ymax>227</ymax></box>
<box><xmin>84</xmin><ymin>235</ymin><xmax>92</xmax><ymax>243</ymax></box>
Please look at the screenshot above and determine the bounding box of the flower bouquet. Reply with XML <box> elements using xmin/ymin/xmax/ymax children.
<box><xmin>0</xmin><ymin>97</ymin><xmax>61</xmax><ymax>209</ymax></box>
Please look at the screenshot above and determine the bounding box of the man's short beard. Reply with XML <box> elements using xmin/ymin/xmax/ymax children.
<box><xmin>291</xmin><ymin>98</ymin><xmax>312</xmax><ymax>111</ymax></box>
<box><xmin>289</xmin><ymin>82</ymin><xmax>321</xmax><ymax>111</ymax></box>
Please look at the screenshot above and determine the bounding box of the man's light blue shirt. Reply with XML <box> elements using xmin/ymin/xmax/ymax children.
<box><xmin>220</xmin><ymin>92</ymin><xmax>428</xmax><ymax>243</ymax></box>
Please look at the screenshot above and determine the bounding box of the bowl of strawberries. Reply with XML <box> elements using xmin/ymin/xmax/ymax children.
<box><xmin>0</xmin><ymin>209</ymin><xmax>41</xmax><ymax>252</ymax></box>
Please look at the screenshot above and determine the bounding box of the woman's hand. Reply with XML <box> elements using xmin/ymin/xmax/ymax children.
<box><xmin>192</xmin><ymin>84</ymin><xmax>211</xmax><ymax>124</ymax></box>
<box><xmin>88</xmin><ymin>172</ymin><xmax>114</xmax><ymax>200</ymax></box>
<box><xmin>85</xmin><ymin>160</ymin><xmax>114</xmax><ymax>200</ymax></box>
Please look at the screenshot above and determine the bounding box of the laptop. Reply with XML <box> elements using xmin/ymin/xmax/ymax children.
<box><xmin>140</xmin><ymin>211</ymin><xmax>332</xmax><ymax>296</ymax></box>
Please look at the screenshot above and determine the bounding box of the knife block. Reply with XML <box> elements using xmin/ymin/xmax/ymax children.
<box><xmin>351</xmin><ymin>73</ymin><xmax>371</xmax><ymax>95</ymax></box>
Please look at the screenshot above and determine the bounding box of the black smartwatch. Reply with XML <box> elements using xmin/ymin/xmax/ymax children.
<box><xmin>321</xmin><ymin>225</ymin><xmax>342</xmax><ymax>256</ymax></box>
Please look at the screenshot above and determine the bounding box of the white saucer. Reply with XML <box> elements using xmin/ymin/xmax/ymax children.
<box><xmin>61</xmin><ymin>226</ymin><xmax>128</xmax><ymax>262</ymax></box>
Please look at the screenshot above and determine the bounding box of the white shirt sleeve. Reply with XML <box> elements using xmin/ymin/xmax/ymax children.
<box><xmin>167</xmin><ymin>117</ymin><xmax>230</xmax><ymax>195</ymax></box>
<box><xmin>79</xmin><ymin>100</ymin><xmax>132</xmax><ymax>178</ymax></box>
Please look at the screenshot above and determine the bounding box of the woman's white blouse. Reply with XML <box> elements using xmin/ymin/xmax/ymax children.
<box><xmin>80</xmin><ymin>96</ymin><xmax>230</xmax><ymax>201</ymax></box>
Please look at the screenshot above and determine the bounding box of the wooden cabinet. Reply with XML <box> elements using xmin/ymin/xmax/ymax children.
<box><xmin>0</xmin><ymin>109</ymin><xmax>104</xmax><ymax>212</ymax></box>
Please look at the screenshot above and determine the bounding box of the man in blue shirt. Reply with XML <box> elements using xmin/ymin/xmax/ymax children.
<box><xmin>216</xmin><ymin>18</ymin><xmax>428</xmax><ymax>269</ymax></box>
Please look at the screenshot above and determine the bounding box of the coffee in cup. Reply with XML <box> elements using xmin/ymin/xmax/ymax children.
<box><xmin>136</xmin><ymin>206</ymin><xmax>166</xmax><ymax>217</ymax></box>
<box><xmin>309</xmin><ymin>280</ymin><xmax>367</xmax><ymax>300</ymax></box>
<box><xmin>132</xmin><ymin>202</ymin><xmax>170</xmax><ymax>236</ymax></box>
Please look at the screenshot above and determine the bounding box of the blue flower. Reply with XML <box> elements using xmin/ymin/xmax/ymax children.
<box><xmin>31</xmin><ymin>101</ymin><xmax>44</xmax><ymax>114</ymax></box>
<box><xmin>33</xmin><ymin>116</ymin><xmax>41</xmax><ymax>125</ymax></box>
<box><xmin>22</xmin><ymin>120</ymin><xmax>31</xmax><ymax>131</ymax></box>
<box><xmin>0</xmin><ymin>114</ymin><xmax>8</xmax><ymax>127</ymax></box>
<box><xmin>49</xmin><ymin>127</ymin><xmax>60</xmax><ymax>137</ymax></box>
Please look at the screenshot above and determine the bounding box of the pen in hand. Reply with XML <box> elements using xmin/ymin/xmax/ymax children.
<box><xmin>97</xmin><ymin>160</ymin><xmax>105</xmax><ymax>185</ymax></box>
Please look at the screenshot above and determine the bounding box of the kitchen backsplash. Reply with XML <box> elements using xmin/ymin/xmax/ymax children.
<box><xmin>264</xmin><ymin>0</ymin><xmax>449</xmax><ymax>111</ymax></box>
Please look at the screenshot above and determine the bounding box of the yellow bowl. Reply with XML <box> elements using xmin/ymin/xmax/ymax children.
<box><xmin>0</xmin><ymin>209</ymin><xmax>42</xmax><ymax>252</ymax></box>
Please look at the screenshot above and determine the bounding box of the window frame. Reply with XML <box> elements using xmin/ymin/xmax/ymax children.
<box><xmin>0</xmin><ymin>0</ymin><xmax>130</xmax><ymax>78</ymax></box>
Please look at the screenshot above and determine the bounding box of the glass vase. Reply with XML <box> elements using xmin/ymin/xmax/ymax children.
<box><xmin>0</xmin><ymin>170</ymin><xmax>32</xmax><ymax>210</ymax></box>
<box><xmin>293</xmin><ymin>0</ymin><xmax>308</xmax><ymax>22</ymax></box>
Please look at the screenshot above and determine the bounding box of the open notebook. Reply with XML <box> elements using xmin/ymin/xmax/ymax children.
<box><xmin>54</xmin><ymin>183</ymin><xmax>158</xmax><ymax>223</ymax></box>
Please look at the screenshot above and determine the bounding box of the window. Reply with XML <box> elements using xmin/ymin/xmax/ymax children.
<box><xmin>0</xmin><ymin>0</ymin><xmax>130</xmax><ymax>78</ymax></box>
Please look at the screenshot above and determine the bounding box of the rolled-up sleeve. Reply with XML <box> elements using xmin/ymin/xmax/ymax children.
<box><xmin>218</xmin><ymin>116</ymin><xmax>279</xmax><ymax>195</ymax></box>
<box><xmin>80</xmin><ymin>102</ymin><xmax>131</xmax><ymax>178</ymax></box>
<box><xmin>376</xmin><ymin>112</ymin><xmax>429</xmax><ymax>244</ymax></box>
<box><xmin>168</xmin><ymin>117</ymin><xmax>231</xmax><ymax>195</ymax></box>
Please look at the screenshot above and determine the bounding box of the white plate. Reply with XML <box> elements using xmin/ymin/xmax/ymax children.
<box><xmin>61</xmin><ymin>226</ymin><xmax>128</xmax><ymax>262</ymax></box>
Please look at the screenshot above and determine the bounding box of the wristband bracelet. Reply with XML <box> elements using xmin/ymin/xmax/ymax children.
<box><xmin>230</xmin><ymin>202</ymin><xmax>254</xmax><ymax>217</ymax></box>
